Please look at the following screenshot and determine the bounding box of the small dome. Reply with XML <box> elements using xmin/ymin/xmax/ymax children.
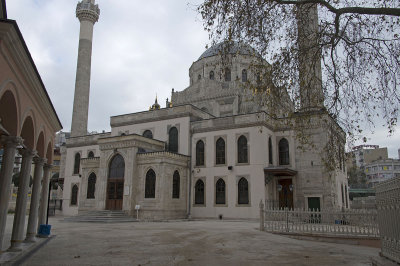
<box><xmin>198</xmin><ymin>41</ymin><xmax>259</xmax><ymax>60</ymax></box>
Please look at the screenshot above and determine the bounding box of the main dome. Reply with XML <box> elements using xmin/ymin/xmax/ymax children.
<box><xmin>198</xmin><ymin>41</ymin><xmax>260</xmax><ymax>60</ymax></box>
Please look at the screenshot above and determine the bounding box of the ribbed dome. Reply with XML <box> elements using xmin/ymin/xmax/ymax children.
<box><xmin>198</xmin><ymin>41</ymin><xmax>259</xmax><ymax>60</ymax></box>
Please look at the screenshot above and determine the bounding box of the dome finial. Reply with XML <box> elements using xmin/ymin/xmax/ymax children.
<box><xmin>150</xmin><ymin>94</ymin><xmax>160</xmax><ymax>110</ymax></box>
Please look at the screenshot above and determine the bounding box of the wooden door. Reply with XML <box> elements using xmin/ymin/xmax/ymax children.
<box><xmin>106</xmin><ymin>179</ymin><xmax>124</xmax><ymax>210</ymax></box>
<box><xmin>278</xmin><ymin>179</ymin><xmax>293</xmax><ymax>209</ymax></box>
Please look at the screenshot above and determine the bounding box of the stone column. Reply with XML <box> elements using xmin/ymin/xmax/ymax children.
<box><xmin>0</xmin><ymin>136</ymin><xmax>22</xmax><ymax>252</ymax></box>
<box><xmin>8</xmin><ymin>148</ymin><xmax>36</xmax><ymax>251</ymax></box>
<box><xmin>25</xmin><ymin>157</ymin><xmax>46</xmax><ymax>242</ymax></box>
<box><xmin>38</xmin><ymin>164</ymin><xmax>52</xmax><ymax>227</ymax></box>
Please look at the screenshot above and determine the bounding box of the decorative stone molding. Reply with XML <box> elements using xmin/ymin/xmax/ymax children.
<box><xmin>98</xmin><ymin>134</ymin><xmax>164</xmax><ymax>151</ymax></box>
<box><xmin>110</xmin><ymin>104</ymin><xmax>213</xmax><ymax>127</ymax></box>
<box><xmin>81</xmin><ymin>157</ymin><xmax>100</xmax><ymax>169</ymax></box>
<box><xmin>76</xmin><ymin>1</ymin><xmax>100</xmax><ymax>23</ymax></box>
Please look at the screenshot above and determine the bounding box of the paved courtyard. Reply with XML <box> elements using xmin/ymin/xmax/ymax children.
<box><xmin>3</xmin><ymin>215</ymin><xmax>380</xmax><ymax>265</ymax></box>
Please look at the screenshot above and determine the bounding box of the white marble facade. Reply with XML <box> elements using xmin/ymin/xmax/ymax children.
<box><xmin>60</xmin><ymin>43</ymin><xmax>349</xmax><ymax>219</ymax></box>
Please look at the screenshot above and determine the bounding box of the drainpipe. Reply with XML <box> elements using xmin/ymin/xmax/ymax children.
<box><xmin>187</xmin><ymin>128</ymin><xmax>192</xmax><ymax>219</ymax></box>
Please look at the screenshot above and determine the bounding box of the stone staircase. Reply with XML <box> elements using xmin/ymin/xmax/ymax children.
<box><xmin>64</xmin><ymin>210</ymin><xmax>137</xmax><ymax>223</ymax></box>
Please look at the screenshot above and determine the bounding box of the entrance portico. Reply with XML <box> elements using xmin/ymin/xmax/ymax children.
<box><xmin>264</xmin><ymin>167</ymin><xmax>297</xmax><ymax>209</ymax></box>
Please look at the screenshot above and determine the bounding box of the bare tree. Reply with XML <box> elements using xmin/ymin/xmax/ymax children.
<box><xmin>198</xmin><ymin>0</ymin><xmax>400</xmax><ymax>145</ymax></box>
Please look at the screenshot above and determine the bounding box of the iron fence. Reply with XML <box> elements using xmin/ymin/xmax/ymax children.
<box><xmin>262</xmin><ymin>206</ymin><xmax>379</xmax><ymax>238</ymax></box>
<box><xmin>48</xmin><ymin>199</ymin><xmax>62</xmax><ymax>216</ymax></box>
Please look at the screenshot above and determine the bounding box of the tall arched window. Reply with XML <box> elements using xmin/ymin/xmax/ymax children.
<box><xmin>143</xmin><ymin>130</ymin><xmax>153</xmax><ymax>139</ymax></box>
<box><xmin>73</xmin><ymin>153</ymin><xmax>80</xmax><ymax>174</ymax></box>
<box><xmin>279</xmin><ymin>138</ymin><xmax>289</xmax><ymax>165</ymax></box>
<box><xmin>196</xmin><ymin>140</ymin><xmax>205</xmax><ymax>166</ymax></box>
<box><xmin>145</xmin><ymin>169</ymin><xmax>156</xmax><ymax>198</ymax></box>
<box><xmin>216</xmin><ymin>138</ymin><xmax>225</xmax><ymax>165</ymax></box>
<box><xmin>215</xmin><ymin>178</ymin><xmax>226</xmax><ymax>204</ymax></box>
<box><xmin>268</xmin><ymin>137</ymin><xmax>273</xmax><ymax>164</ymax></box>
<box><xmin>71</xmin><ymin>184</ymin><xmax>78</xmax><ymax>205</ymax></box>
<box><xmin>168</xmin><ymin>127</ymin><xmax>178</xmax><ymax>153</ymax></box>
<box><xmin>238</xmin><ymin>178</ymin><xmax>249</xmax><ymax>204</ymax></box>
<box><xmin>198</xmin><ymin>74</ymin><xmax>201</xmax><ymax>80</ymax></box>
<box><xmin>242</xmin><ymin>69</ymin><xmax>247</xmax><ymax>82</ymax></box>
<box><xmin>237</xmin><ymin>135</ymin><xmax>248</xmax><ymax>163</ymax></box>
<box><xmin>209</xmin><ymin>71</ymin><xmax>215</xmax><ymax>80</ymax></box>
<box><xmin>87</xmin><ymin>173</ymin><xmax>96</xmax><ymax>199</ymax></box>
<box><xmin>109</xmin><ymin>154</ymin><xmax>125</xmax><ymax>179</ymax></box>
<box><xmin>224</xmin><ymin>68</ymin><xmax>231</xmax><ymax>81</ymax></box>
<box><xmin>88</xmin><ymin>151</ymin><xmax>94</xmax><ymax>158</ymax></box>
<box><xmin>172</xmin><ymin>170</ymin><xmax>180</xmax><ymax>199</ymax></box>
<box><xmin>195</xmin><ymin>179</ymin><xmax>204</xmax><ymax>204</ymax></box>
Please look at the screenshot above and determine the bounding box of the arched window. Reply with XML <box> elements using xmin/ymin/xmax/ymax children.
<box><xmin>109</xmin><ymin>154</ymin><xmax>125</xmax><ymax>179</ymax></box>
<box><xmin>87</xmin><ymin>173</ymin><xmax>96</xmax><ymax>199</ymax></box>
<box><xmin>198</xmin><ymin>74</ymin><xmax>201</xmax><ymax>80</ymax></box>
<box><xmin>209</xmin><ymin>71</ymin><xmax>215</xmax><ymax>80</ymax></box>
<box><xmin>279</xmin><ymin>138</ymin><xmax>289</xmax><ymax>165</ymax></box>
<box><xmin>168</xmin><ymin>127</ymin><xmax>178</xmax><ymax>153</ymax></box>
<box><xmin>145</xmin><ymin>169</ymin><xmax>156</xmax><ymax>198</ymax></box>
<box><xmin>216</xmin><ymin>138</ymin><xmax>225</xmax><ymax>165</ymax></box>
<box><xmin>143</xmin><ymin>130</ymin><xmax>153</xmax><ymax>139</ymax></box>
<box><xmin>215</xmin><ymin>178</ymin><xmax>226</xmax><ymax>204</ymax></box>
<box><xmin>71</xmin><ymin>184</ymin><xmax>78</xmax><ymax>205</ymax></box>
<box><xmin>88</xmin><ymin>151</ymin><xmax>94</xmax><ymax>158</ymax></box>
<box><xmin>242</xmin><ymin>69</ymin><xmax>247</xmax><ymax>82</ymax></box>
<box><xmin>73</xmin><ymin>153</ymin><xmax>80</xmax><ymax>174</ymax></box>
<box><xmin>238</xmin><ymin>178</ymin><xmax>249</xmax><ymax>204</ymax></box>
<box><xmin>195</xmin><ymin>179</ymin><xmax>204</xmax><ymax>204</ymax></box>
<box><xmin>224</xmin><ymin>68</ymin><xmax>231</xmax><ymax>81</ymax></box>
<box><xmin>196</xmin><ymin>140</ymin><xmax>205</xmax><ymax>166</ymax></box>
<box><xmin>172</xmin><ymin>170</ymin><xmax>180</xmax><ymax>199</ymax></box>
<box><xmin>268</xmin><ymin>137</ymin><xmax>273</xmax><ymax>164</ymax></box>
<box><xmin>237</xmin><ymin>135</ymin><xmax>248</xmax><ymax>163</ymax></box>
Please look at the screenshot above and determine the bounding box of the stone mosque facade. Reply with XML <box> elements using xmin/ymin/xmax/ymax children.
<box><xmin>60</xmin><ymin>0</ymin><xmax>349</xmax><ymax>219</ymax></box>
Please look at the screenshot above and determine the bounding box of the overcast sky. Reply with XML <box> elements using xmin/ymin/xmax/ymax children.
<box><xmin>5</xmin><ymin>0</ymin><xmax>400</xmax><ymax>158</ymax></box>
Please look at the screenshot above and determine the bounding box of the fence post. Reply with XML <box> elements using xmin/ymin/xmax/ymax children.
<box><xmin>259</xmin><ymin>200</ymin><xmax>264</xmax><ymax>231</ymax></box>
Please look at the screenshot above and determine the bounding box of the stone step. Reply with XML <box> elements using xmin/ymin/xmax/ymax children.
<box><xmin>64</xmin><ymin>210</ymin><xmax>137</xmax><ymax>223</ymax></box>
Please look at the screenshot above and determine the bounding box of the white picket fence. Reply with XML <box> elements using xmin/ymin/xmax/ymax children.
<box><xmin>375</xmin><ymin>176</ymin><xmax>400</xmax><ymax>263</ymax></box>
<box><xmin>261</xmin><ymin>206</ymin><xmax>379</xmax><ymax>238</ymax></box>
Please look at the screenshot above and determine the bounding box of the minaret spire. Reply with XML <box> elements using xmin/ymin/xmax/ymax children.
<box><xmin>297</xmin><ymin>4</ymin><xmax>324</xmax><ymax>111</ymax></box>
<box><xmin>70</xmin><ymin>0</ymin><xmax>100</xmax><ymax>137</ymax></box>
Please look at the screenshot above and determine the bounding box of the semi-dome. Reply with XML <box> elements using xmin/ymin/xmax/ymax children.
<box><xmin>198</xmin><ymin>41</ymin><xmax>260</xmax><ymax>60</ymax></box>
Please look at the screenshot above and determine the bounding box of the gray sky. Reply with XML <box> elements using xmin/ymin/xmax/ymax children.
<box><xmin>6</xmin><ymin>0</ymin><xmax>400</xmax><ymax>158</ymax></box>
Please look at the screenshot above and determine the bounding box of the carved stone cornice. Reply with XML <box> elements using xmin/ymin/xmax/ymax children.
<box><xmin>81</xmin><ymin>157</ymin><xmax>100</xmax><ymax>168</ymax></box>
<box><xmin>98</xmin><ymin>134</ymin><xmax>164</xmax><ymax>151</ymax></box>
<box><xmin>137</xmin><ymin>151</ymin><xmax>190</xmax><ymax>164</ymax></box>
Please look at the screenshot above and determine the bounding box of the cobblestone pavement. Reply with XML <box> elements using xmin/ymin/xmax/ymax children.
<box><xmin>2</xmin><ymin>215</ymin><xmax>380</xmax><ymax>266</ymax></box>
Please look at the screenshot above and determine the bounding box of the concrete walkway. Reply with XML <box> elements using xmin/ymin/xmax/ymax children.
<box><xmin>4</xmin><ymin>215</ymin><xmax>380</xmax><ymax>265</ymax></box>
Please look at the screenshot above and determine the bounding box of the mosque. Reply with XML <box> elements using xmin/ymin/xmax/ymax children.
<box><xmin>60</xmin><ymin>0</ymin><xmax>349</xmax><ymax>219</ymax></box>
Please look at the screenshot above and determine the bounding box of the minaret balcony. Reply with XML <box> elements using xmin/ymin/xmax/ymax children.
<box><xmin>76</xmin><ymin>1</ymin><xmax>100</xmax><ymax>23</ymax></box>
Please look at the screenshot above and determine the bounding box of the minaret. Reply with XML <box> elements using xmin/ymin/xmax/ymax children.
<box><xmin>297</xmin><ymin>4</ymin><xmax>324</xmax><ymax>111</ymax></box>
<box><xmin>70</xmin><ymin>0</ymin><xmax>100</xmax><ymax>137</ymax></box>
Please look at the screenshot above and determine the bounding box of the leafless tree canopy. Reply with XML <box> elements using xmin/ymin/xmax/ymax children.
<box><xmin>198</xmin><ymin>0</ymin><xmax>400</xmax><ymax>142</ymax></box>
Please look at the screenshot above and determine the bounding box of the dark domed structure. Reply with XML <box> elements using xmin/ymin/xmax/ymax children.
<box><xmin>198</xmin><ymin>41</ymin><xmax>260</xmax><ymax>60</ymax></box>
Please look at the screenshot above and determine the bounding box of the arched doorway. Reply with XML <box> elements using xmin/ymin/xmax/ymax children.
<box><xmin>106</xmin><ymin>154</ymin><xmax>125</xmax><ymax>210</ymax></box>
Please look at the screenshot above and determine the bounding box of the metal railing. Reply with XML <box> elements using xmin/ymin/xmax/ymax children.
<box><xmin>48</xmin><ymin>199</ymin><xmax>63</xmax><ymax>216</ymax></box>
<box><xmin>376</xmin><ymin>176</ymin><xmax>400</xmax><ymax>263</ymax></box>
<box><xmin>260</xmin><ymin>203</ymin><xmax>379</xmax><ymax>238</ymax></box>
